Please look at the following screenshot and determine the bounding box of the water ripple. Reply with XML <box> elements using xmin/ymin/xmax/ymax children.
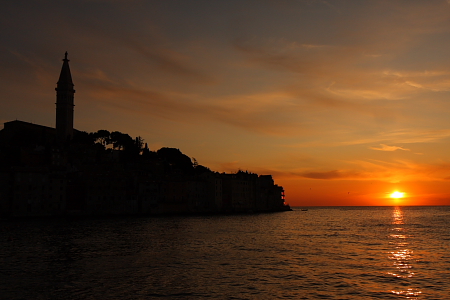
<box><xmin>1</xmin><ymin>207</ymin><xmax>450</xmax><ymax>299</ymax></box>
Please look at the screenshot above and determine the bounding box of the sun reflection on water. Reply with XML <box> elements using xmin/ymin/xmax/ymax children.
<box><xmin>388</xmin><ymin>207</ymin><xmax>422</xmax><ymax>298</ymax></box>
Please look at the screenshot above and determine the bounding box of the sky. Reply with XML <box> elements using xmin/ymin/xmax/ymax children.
<box><xmin>2</xmin><ymin>0</ymin><xmax>450</xmax><ymax>206</ymax></box>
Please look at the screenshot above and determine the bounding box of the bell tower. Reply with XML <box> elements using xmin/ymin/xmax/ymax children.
<box><xmin>55</xmin><ymin>52</ymin><xmax>75</xmax><ymax>141</ymax></box>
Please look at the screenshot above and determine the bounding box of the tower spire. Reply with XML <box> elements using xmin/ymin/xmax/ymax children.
<box><xmin>55</xmin><ymin>52</ymin><xmax>75</xmax><ymax>141</ymax></box>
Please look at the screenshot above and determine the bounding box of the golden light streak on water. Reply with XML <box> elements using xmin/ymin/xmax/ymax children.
<box><xmin>388</xmin><ymin>207</ymin><xmax>422</xmax><ymax>299</ymax></box>
<box><xmin>391</xmin><ymin>288</ymin><xmax>422</xmax><ymax>297</ymax></box>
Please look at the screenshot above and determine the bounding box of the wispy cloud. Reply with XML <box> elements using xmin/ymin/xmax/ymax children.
<box><xmin>269</xmin><ymin>157</ymin><xmax>450</xmax><ymax>184</ymax></box>
<box><xmin>299</xmin><ymin>170</ymin><xmax>364</xmax><ymax>180</ymax></box>
<box><xmin>370</xmin><ymin>144</ymin><xmax>410</xmax><ymax>152</ymax></box>
<box><xmin>348</xmin><ymin>158</ymin><xmax>450</xmax><ymax>183</ymax></box>
<box><xmin>77</xmin><ymin>71</ymin><xmax>305</xmax><ymax>135</ymax></box>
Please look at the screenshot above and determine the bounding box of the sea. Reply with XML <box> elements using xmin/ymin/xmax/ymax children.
<box><xmin>1</xmin><ymin>206</ymin><xmax>450</xmax><ymax>299</ymax></box>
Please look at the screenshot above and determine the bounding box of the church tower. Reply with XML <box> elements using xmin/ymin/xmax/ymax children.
<box><xmin>55</xmin><ymin>52</ymin><xmax>75</xmax><ymax>141</ymax></box>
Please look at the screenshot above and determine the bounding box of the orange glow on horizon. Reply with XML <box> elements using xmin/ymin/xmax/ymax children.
<box><xmin>277</xmin><ymin>178</ymin><xmax>448</xmax><ymax>206</ymax></box>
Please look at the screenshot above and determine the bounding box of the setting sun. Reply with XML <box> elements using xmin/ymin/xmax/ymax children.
<box><xmin>390</xmin><ymin>191</ymin><xmax>405</xmax><ymax>199</ymax></box>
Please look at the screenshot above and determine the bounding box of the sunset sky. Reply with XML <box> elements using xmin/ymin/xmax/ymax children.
<box><xmin>2</xmin><ymin>0</ymin><xmax>450</xmax><ymax>206</ymax></box>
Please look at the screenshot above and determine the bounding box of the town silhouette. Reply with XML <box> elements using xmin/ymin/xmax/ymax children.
<box><xmin>0</xmin><ymin>53</ymin><xmax>290</xmax><ymax>218</ymax></box>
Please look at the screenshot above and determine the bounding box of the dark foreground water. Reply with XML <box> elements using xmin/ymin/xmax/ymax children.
<box><xmin>1</xmin><ymin>206</ymin><xmax>450</xmax><ymax>299</ymax></box>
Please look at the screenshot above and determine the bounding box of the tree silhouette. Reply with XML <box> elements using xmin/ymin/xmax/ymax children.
<box><xmin>157</xmin><ymin>147</ymin><xmax>194</xmax><ymax>174</ymax></box>
<box><xmin>110</xmin><ymin>131</ymin><xmax>133</xmax><ymax>150</ymax></box>
<box><xmin>92</xmin><ymin>130</ymin><xmax>110</xmax><ymax>147</ymax></box>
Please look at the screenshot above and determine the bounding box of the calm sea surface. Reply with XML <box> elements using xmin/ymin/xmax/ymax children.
<box><xmin>1</xmin><ymin>206</ymin><xmax>450</xmax><ymax>299</ymax></box>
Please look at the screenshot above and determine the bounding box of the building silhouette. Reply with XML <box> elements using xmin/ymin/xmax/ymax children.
<box><xmin>0</xmin><ymin>53</ymin><xmax>290</xmax><ymax>218</ymax></box>
<box><xmin>55</xmin><ymin>52</ymin><xmax>75</xmax><ymax>141</ymax></box>
<box><xmin>0</xmin><ymin>53</ymin><xmax>78</xmax><ymax>147</ymax></box>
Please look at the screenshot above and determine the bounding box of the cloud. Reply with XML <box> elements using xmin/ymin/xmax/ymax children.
<box><xmin>383</xmin><ymin>70</ymin><xmax>450</xmax><ymax>92</ymax></box>
<box><xmin>336</xmin><ymin>129</ymin><xmax>450</xmax><ymax>147</ymax></box>
<box><xmin>231</xmin><ymin>0</ymin><xmax>450</xmax><ymax>112</ymax></box>
<box><xmin>385</xmin><ymin>129</ymin><xmax>450</xmax><ymax>144</ymax></box>
<box><xmin>275</xmin><ymin>158</ymin><xmax>450</xmax><ymax>183</ymax></box>
<box><xmin>370</xmin><ymin>144</ymin><xmax>411</xmax><ymax>152</ymax></box>
<box><xmin>348</xmin><ymin>158</ymin><xmax>450</xmax><ymax>183</ymax></box>
<box><xmin>119</xmin><ymin>37</ymin><xmax>216</xmax><ymax>84</ymax></box>
<box><xmin>77</xmin><ymin>71</ymin><xmax>305</xmax><ymax>136</ymax></box>
<box><xmin>299</xmin><ymin>170</ymin><xmax>364</xmax><ymax>180</ymax></box>
<box><xmin>265</xmin><ymin>154</ymin><xmax>450</xmax><ymax>184</ymax></box>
